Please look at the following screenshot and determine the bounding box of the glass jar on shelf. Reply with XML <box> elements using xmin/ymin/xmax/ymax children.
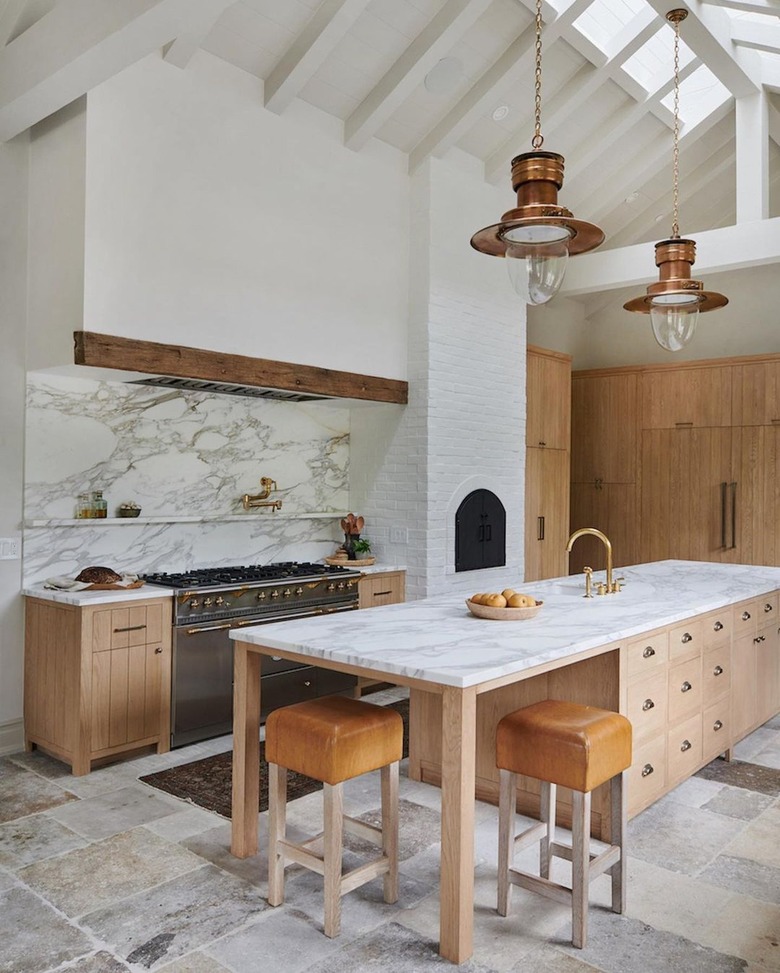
<box><xmin>76</xmin><ymin>493</ymin><xmax>93</xmax><ymax>519</ymax></box>
<box><xmin>91</xmin><ymin>490</ymin><xmax>107</xmax><ymax>518</ymax></box>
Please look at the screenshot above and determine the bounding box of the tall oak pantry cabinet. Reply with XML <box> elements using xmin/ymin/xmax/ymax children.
<box><xmin>569</xmin><ymin>354</ymin><xmax>780</xmax><ymax>572</ymax></box>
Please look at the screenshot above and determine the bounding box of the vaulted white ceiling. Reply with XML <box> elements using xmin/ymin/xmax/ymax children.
<box><xmin>2</xmin><ymin>0</ymin><xmax>779</xmax><ymax>257</ymax></box>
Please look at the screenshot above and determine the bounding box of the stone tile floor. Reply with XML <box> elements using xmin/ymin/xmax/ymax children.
<box><xmin>0</xmin><ymin>693</ymin><xmax>778</xmax><ymax>973</ymax></box>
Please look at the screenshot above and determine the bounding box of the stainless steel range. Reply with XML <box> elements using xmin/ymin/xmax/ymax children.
<box><xmin>143</xmin><ymin>562</ymin><xmax>362</xmax><ymax>747</ymax></box>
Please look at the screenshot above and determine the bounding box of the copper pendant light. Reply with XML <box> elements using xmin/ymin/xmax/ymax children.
<box><xmin>471</xmin><ymin>0</ymin><xmax>604</xmax><ymax>305</ymax></box>
<box><xmin>624</xmin><ymin>9</ymin><xmax>727</xmax><ymax>351</ymax></box>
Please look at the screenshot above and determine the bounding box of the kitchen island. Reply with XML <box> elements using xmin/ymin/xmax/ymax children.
<box><xmin>230</xmin><ymin>560</ymin><xmax>780</xmax><ymax>963</ymax></box>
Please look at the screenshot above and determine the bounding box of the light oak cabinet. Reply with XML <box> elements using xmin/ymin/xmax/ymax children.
<box><xmin>572</xmin><ymin>353</ymin><xmax>780</xmax><ymax>572</ymax></box>
<box><xmin>569</xmin><ymin>371</ymin><xmax>639</xmax><ymax>574</ymax></box>
<box><xmin>525</xmin><ymin>347</ymin><xmax>571</xmax><ymax>581</ymax></box>
<box><xmin>24</xmin><ymin>596</ymin><xmax>172</xmax><ymax>775</ymax></box>
<box><xmin>358</xmin><ymin>571</ymin><xmax>405</xmax><ymax>609</ymax></box>
<box><xmin>732</xmin><ymin>593</ymin><xmax>780</xmax><ymax>739</ymax></box>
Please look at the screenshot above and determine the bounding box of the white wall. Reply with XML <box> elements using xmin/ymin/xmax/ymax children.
<box><xmin>530</xmin><ymin>262</ymin><xmax>780</xmax><ymax>370</ymax></box>
<box><xmin>0</xmin><ymin>134</ymin><xmax>28</xmax><ymax>752</ymax></box>
<box><xmin>79</xmin><ymin>52</ymin><xmax>410</xmax><ymax>380</ymax></box>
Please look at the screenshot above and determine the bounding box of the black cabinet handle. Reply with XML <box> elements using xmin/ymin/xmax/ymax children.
<box><xmin>537</xmin><ymin>516</ymin><xmax>545</xmax><ymax>541</ymax></box>
<box><xmin>113</xmin><ymin>624</ymin><xmax>147</xmax><ymax>633</ymax></box>
<box><xmin>720</xmin><ymin>481</ymin><xmax>727</xmax><ymax>548</ymax></box>
<box><xmin>730</xmin><ymin>481</ymin><xmax>737</xmax><ymax>549</ymax></box>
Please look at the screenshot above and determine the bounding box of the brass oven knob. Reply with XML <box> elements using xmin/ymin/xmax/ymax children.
<box><xmin>347</xmin><ymin>580</ymin><xmax>355</xmax><ymax>588</ymax></box>
<box><xmin>189</xmin><ymin>599</ymin><xmax>200</xmax><ymax>609</ymax></box>
<box><xmin>337</xmin><ymin>582</ymin><xmax>345</xmax><ymax>590</ymax></box>
<box><xmin>327</xmin><ymin>583</ymin><xmax>336</xmax><ymax>592</ymax></box>
<box><xmin>282</xmin><ymin>588</ymin><xmax>292</xmax><ymax>598</ymax></box>
<box><xmin>215</xmin><ymin>596</ymin><xmax>224</xmax><ymax>606</ymax></box>
<box><xmin>295</xmin><ymin>587</ymin><xmax>303</xmax><ymax>596</ymax></box>
<box><xmin>203</xmin><ymin>598</ymin><xmax>213</xmax><ymax>607</ymax></box>
<box><xmin>270</xmin><ymin>590</ymin><xmax>280</xmax><ymax>599</ymax></box>
<box><xmin>257</xmin><ymin>591</ymin><xmax>267</xmax><ymax>601</ymax></box>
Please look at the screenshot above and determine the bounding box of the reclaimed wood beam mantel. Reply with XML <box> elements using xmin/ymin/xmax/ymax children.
<box><xmin>73</xmin><ymin>332</ymin><xmax>408</xmax><ymax>405</ymax></box>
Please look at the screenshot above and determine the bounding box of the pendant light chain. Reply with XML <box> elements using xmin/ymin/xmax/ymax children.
<box><xmin>671</xmin><ymin>12</ymin><xmax>682</xmax><ymax>239</ymax></box>
<box><xmin>532</xmin><ymin>0</ymin><xmax>544</xmax><ymax>149</ymax></box>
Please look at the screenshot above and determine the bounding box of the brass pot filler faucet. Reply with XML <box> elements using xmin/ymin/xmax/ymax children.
<box><xmin>565</xmin><ymin>528</ymin><xmax>623</xmax><ymax>597</ymax></box>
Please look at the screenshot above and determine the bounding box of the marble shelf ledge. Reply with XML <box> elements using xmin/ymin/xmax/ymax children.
<box><xmin>24</xmin><ymin>512</ymin><xmax>346</xmax><ymax>528</ymax></box>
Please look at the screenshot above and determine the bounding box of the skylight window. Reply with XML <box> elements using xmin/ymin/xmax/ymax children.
<box><xmin>572</xmin><ymin>0</ymin><xmax>645</xmax><ymax>52</ymax></box>
<box><xmin>660</xmin><ymin>64</ymin><xmax>730</xmax><ymax>128</ymax></box>
<box><xmin>622</xmin><ymin>20</ymin><xmax>694</xmax><ymax>92</ymax></box>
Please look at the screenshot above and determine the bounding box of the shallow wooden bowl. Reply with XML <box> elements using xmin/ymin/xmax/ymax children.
<box><xmin>465</xmin><ymin>599</ymin><xmax>543</xmax><ymax>620</ymax></box>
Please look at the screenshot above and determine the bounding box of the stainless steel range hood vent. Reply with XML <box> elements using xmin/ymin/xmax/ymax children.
<box><xmin>127</xmin><ymin>376</ymin><xmax>331</xmax><ymax>402</ymax></box>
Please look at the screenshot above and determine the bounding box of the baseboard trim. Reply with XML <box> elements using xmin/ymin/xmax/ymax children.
<box><xmin>0</xmin><ymin>718</ymin><xmax>24</xmax><ymax>756</ymax></box>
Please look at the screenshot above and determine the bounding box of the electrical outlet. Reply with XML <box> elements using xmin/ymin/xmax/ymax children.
<box><xmin>389</xmin><ymin>526</ymin><xmax>408</xmax><ymax>544</ymax></box>
<box><xmin>0</xmin><ymin>537</ymin><xmax>21</xmax><ymax>560</ymax></box>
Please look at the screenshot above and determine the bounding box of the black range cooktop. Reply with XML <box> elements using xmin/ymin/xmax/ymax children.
<box><xmin>142</xmin><ymin>561</ymin><xmax>358</xmax><ymax>589</ymax></box>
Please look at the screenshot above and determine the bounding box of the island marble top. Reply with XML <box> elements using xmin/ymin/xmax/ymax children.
<box><xmin>231</xmin><ymin>560</ymin><xmax>780</xmax><ymax>689</ymax></box>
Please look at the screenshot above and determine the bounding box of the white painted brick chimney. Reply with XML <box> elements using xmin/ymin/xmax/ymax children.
<box><xmin>351</xmin><ymin>155</ymin><xmax>526</xmax><ymax>600</ymax></box>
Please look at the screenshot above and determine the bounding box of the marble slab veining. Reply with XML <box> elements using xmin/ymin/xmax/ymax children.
<box><xmin>22</xmin><ymin>584</ymin><xmax>176</xmax><ymax>606</ymax></box>
<box><xmin>232</xmin><ymin>560</ymin><xmax>780</xmax><ymax>689</ymax></box>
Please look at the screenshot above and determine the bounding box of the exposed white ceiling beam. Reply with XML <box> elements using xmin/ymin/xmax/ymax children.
<box><xmin>408</xmin><ymin>0</ymin><xmax>592</xmax><ymax>173</ymax></box>
<box><xmin>344</xmin><ymin>0</ymin><xmax>492</xmax><ymax>152</ymax></box>
<box><xmin>163</xmin><ymin>4</ymin><xmax>225</xmax><ymax>69</ymax></box>
<box><xmin>573</xmin><ymin>97</ymin><xmax>734</xmax><ymax>226</ymax></box>
<box><xmin>561</xmin><ymin>216</ymin><xmax>780</xmax><ymax>296</ymax></box>
<box><xmin>703</xmin><ymin>0</ymin><xmax>780</xmax><ymax>17</ymax></box>
<box><xmin>608</xmin><ymin>137</ymin><xmax>734</xmax><ymax>247</ymax></box>
<box><xmin>263</xmin><ymin>0</ymin><xmax>371</xmax><ymax>115</ymax></box>
<box><xmin>731</xmin><ymin>18</ymin><xmax>780</xmax><ymax>52</ymax></box>
<box><xmin>645</xmin><ymin>0</ymin><xmax>760</xmax><ymax>96</ymax></box>
<box><xmin>0</xmin><ymin>0</ymin><xmax>236</xmax><ymax>142</ymax></box>
<box><xmin>0</xmin><ymin>0</ymin><xmax>27</xmax><ymax>46</ymax></box>
<box><xmin>736</xmin><ymin>89</ymin><xmax>769</xmax><ymax>220</ymax></box>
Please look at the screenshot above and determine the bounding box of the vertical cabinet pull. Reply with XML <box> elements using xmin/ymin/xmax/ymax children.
<box><xmin>537</xmin><ymin>516</ymin><xmax>545</xmax><ymax>541</ymax></box>
<box><xmin>720</xmin><ymin>481</ymin><xmax>727</xmax><ymax>549</ymax></box>
<box><xmin>730</xmin><ymin>481</ymin><xmax>737</xmax><ymax>549</ymax></box>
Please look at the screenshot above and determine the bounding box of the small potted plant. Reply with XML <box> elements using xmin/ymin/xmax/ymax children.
<box><xmin>352</xmin><ymin>538</ymin><xmax>372</xmax><ymax>558</ymax></box>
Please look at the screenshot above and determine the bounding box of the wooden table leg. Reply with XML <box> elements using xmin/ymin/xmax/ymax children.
<box><xmin>231</xmin><ymin>641</ymin><xmax>261</xmax><ymax>858</ymax></box>
<box><xmin>438</xmin><ymin>685</ymin><xmax>477</xmax><ymax>963</ymax></box>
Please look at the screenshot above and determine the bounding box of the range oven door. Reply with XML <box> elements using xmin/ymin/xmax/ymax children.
<box><xmin>171</xmin><ymin>606</ymin><xmax>357</xmax><ymax>748</ymax></box>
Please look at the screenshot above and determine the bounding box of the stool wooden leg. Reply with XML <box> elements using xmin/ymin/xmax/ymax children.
<box><xmin>540</xmin><ymin>781</ymin><xmax>556</xmax><ymax>879</ymax></box>
<box><xmin>323</xmin><ymin>781</ymin><xmax>344</xmax><ymax>938</ymax></box>
<box><xmin>381</xmin><ymin>761</ymin><xmax>399</xmax><ymax>904</ymax></box>
<box><xmin>571</xmin><ymin>789</ymin><xmax>591</xmax><ymax>949</ymax></box>
<box><xmin>610</xmin><ymin>771</ymin><xmax>627</xmax><ymax>915</ymax></box>
<box><xmin>267</xmin><ymin>762</ymin><xmax>287</xmax><ymax>907</ymax></box>
<box><xmin>497</xmin><ymin>769</ymin><xmax>515</xmax><ymax>916</ymax></box>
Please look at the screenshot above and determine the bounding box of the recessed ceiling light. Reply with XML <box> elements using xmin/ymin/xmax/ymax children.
<box><xmin>624</xmin><ymin>192</ymin><xmax>641</xmax><ymax>204</ymax></box>
<box><xmin>655</xmin><ymin>214</ymin><xmax>665</xmax><ymax>223</ymax></box>
<box><xmin>492</xmin><ymin>105</ymin><xmax>510</xmax><ymax>121</ymax></box>
<box><xmin>423</xmin><ymin>57</ymin><xmax>464</xmax><ymax>95</ymax></box>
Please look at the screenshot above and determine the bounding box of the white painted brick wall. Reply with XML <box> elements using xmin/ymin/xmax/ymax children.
<box><xmin>351</xmin><ymin>155</ymin><xmax>527</xmax><ymax>600</ymax></box>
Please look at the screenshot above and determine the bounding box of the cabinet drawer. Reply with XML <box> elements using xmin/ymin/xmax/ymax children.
<box><xmin>359</xmin><ymin>573</ymin><xmax>405</xmax><ymax>609</ymax></box>
<box><xmin>703</xmin><ymin>701</ymin><xmax>730</xmax><ymax>761</ymax></box>
<box><xmin>703</xmin><ymin>644</ymin><xmax>731</xmax><ymax>705</ymax></box>
<box><xmin>625</xmin><ymin>632</ymin><xmax>668</xmax><ymax>678</ymax></box>
<box><xmin>93</xmin><ymin>605</ymin><xmax>162</xmax><ymax>650</ymax></box>
<box><xmin>758</xmin><ymin>592</ymin><xmax>779</xmax><ymax>623</ymax></box>
<box><xmin>668</xmin><ymin>657</ymin><xmax>702</xmax><ymax>723</ymax></box>
<box><xmin>260</xmin><ymin>668</ymin><xmax>318</xmax><ymax>719</ymax></box>
<box><xmin>734</xmin><ymin>600</ymin><xmax>758</xmax><ymax>636</ymax></box>
<box><xmin>700</xmin><ymin>608</ymin><xmax>732</xmax><ymax>645</ymax></box>
<box><xmin>626</xmin><ymin>669</ymin><xmax>667</xmax><ymax>742</ymax></box>
<box><xmin>667</xmin><ymin>713</ymin><xmax>702</xmax><ymax>784</ymax></box>
<box><xmin>669</xmin><ymin>619</ymin><xmax>703</xmax><ymax>662</ymax></box>
<box><xmin>628</xmin><ymin>736</ymin><xmax>666</xmax><ymax>815</ymax></box>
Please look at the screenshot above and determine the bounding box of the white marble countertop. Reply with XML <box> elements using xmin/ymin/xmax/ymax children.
<box><xmin>23</xmin><ymin>584</ymin><xmax>176</xmax><ymax>606</ymax></box>
<box><xmin>231</xmin><ymin>560</ymin><xmax>780</xmax><ymax>689</ymax></box>
<box><xmin>357</xmin><ymin>564</ymin><xmax>406</xmax><ymax>575</ymax></box>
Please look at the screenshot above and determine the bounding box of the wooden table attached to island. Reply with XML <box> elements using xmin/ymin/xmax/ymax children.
<box><xmin>229</xmin><ymin>560</ymin><xmax>780</xmax><ymax>964</ymax></box>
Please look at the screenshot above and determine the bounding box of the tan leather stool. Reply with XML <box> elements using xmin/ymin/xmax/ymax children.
<box><xmin>496</xmin><ymin>699</ymin><xmax>632</xmax><ymax>948</ymax></box>
<box><xmin>265</xmin><ymin>695</ymin><xmax>403</xmax><ymax>937</ymax></box>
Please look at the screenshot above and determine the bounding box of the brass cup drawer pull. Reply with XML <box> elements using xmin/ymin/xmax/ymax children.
<box><xmin>680</xmin><ymin>681</ymin><xmax>693</xmax><ymax>693</ymax></box>
<box><xmin>154</xmin><ymin>647</ymin><xmax>163</xmax><ymax>654</ymax></box>
<box><xmin>681</xmin><ymin>632</ymin><xmax>693</xmax><ymax>644</ymax></box>
<box><xmin>713</xmin><ymin>720</ymin><xmax>723</xmax><ymax>731</ymax></box>
<box><xmin>713</xmin><ymin>621</ymin><xmax>724</xmax><ymax>632</ymax></box>
<box><xmin>680</xmin><ymin>739</ymin><xmax>692</xmax><ymax>752</ymax></box>
<box><xmin>113</xmin><ymin>624</ymin><xmax>147</xmax><ymax>633</ymax></box>
<box><xmin>641</xmin><ymin>764</ymin><xmax>654</xmax><ymax>777</ymax></box>
<box><xmin>642</xmin><ymin>698</ymin><xmax>655</xmax><ymax>711</ymax></box>
<box><xmin>764</xmin><ymin>603</ymin><xmax>774</xmax><ymax>613</ymax></box>
<box><xmin>713</xmin><ymin>665</ymin><xmax>724</xmax><ymax>676</ymax></box>
<box><xmin>642</xmin><ymin>646</ymin><xmax>655</xmax><ymax>659</ymax></box>
<box><xmin>742</xmin><ymin>611</ymin><xmax>751</xmax><ymax>621</ymax></box>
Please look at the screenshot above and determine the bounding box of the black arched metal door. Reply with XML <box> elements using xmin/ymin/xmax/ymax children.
<box><xmin>455</xmin><ymin>490</ymin><xmax>506</xmax><ymax>572</ymax></box>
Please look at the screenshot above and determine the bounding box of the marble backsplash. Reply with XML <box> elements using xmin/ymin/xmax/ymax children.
<box><xmin>24</xmin><ymin>374</ymin><xmax>350</xmax><ymax>583</ymax></box>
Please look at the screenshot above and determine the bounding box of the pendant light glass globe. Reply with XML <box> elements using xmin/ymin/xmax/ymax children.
<box><xmin>505</xmin><ymin>235</ymin><xmax>570</xmax><ymax>305</ymax></box>
<box><xmin>650</xmin><ymin>293</ymin><xmax>700</xmax><ymax>351</ymax></box>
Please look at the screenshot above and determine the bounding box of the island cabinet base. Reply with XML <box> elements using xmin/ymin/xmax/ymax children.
<box><xmin>408</xmin><ymin>589</ymin><xmax>780</xmax><ymax>838</ymax></box>
<box><xmin>408</xmin><ymin>652</ymin><xmax>620</xmax><ymax>841</ymax></box>
<box><xmin>24</xmin><ymin>596</ymin><xmax>173</xmax><ymax>775</ymax></box>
